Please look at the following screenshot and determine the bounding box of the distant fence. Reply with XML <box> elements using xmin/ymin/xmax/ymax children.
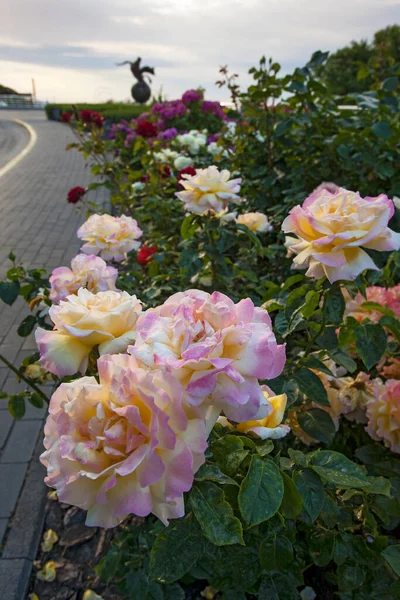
<box><xmin>0</xmin><ymin>94</ymin><xmax>44</xmax><ymax>109</ymax></box>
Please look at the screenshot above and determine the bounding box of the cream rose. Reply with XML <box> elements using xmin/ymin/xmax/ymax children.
<box><xmin>175</xmin><ymin>166</ymin><xmax>242</xmax><ymax>215</ymax></box>
<box><xmin>36</xmin><ymin>289</ymin><xmax>142</xmax><ymax>376</ymax></box>
<box><xmin>77</xmin><ymin>214</ymin><xmax>143</xmax><ymax>262</ymax></box>
<box><xmin>236</xmin><ymin>212</ymin><xmax>273</xmax><ymax>233</ymax></box>
<box><xmin>282</xmin><ymin>187</ymin><xmax>400</xmax><ymax>283</ymax></box>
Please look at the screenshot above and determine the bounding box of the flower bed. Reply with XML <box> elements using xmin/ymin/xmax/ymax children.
<box><xmin>3</xmin><ymin>52</ymin><xmax>400</xmax><ymax>599</ymax></box>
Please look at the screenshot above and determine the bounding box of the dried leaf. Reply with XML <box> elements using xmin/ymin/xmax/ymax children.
<box><xmin>37</xmin><ymin>561</ymin><xmax>57</xmax><ymax>582</ymax></box>
<box><xmin>83</xmin><ymin>591</ymin><xmax>105</xmax><ymax>600</ymax></box>
<box><xmin>41</xmin><ymin>528</ymin><xmax>59</xmax><ymax>552</ymax></box>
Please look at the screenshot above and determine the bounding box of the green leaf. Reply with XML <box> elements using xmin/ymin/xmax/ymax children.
<box><xmin>371</xmin><ymin>122</ymin><xmax>392</xmax><ymax>139</ymax></box>
<box><xmin>150</xmin><ymin>518</ymin><xmax>204</xmax><ymax>583</ymax></box>
<box><xmin>195</xmin><ymin>464</ymin><xmax>238</xmax><ymax>486</ymax></box>
<box><xmin>311</xmin><ymin>451</ymin><xmax>369</xmax><ymax>489</ymax></box>
<box><xmin>17</xmin><ymin>315</ymin><xmax>37</xmax><ymax>337</ymax></box>
<box><xmin>382</xmin><ymin>545</ymin><xmax>400</xmax><ymax>576</ymax></box>
<box><xmin>337</xmin><ymin>564</ymin><xmax>365</xmax><ymax>591</ymax></box>
<box><xmin>211</xmin><ymin>435</ymin><xmax>249</xmax><ymax>477</ymax></box>
<box><xmin>323</xmin><ymin>286</ymin><xmax>345</xmax><ymax>324</ymax></box>
<box><xmin>206</xmin><ymin>546</ymin><xmax>260</xmax><ymax>591</ymax></box>
<box><xmin>380</xmin><ymin>315</ymin><xmax>400</xmax><ymax>342</ymax></box>
<box><xmin>0</xmin><ymin>281</ymin><xmax>20</xmax><ymax>305</ymax></box>
<box><xmin>297</xmin><ymin>408</ymin><xmax>336</xmax><ymax>445</ymax></box>
<box><xmin>124</xmin><ymin>570</ymin><xmax>149</xmax><ymax>598</ymax></box>
<box><xmin>164</xmin><ymin>583</ymin><xmax>185</xmax><ymax>600</ymax></box>
<box><xmin>180</xmin><ymin>214</ymin><xmax>197</xmax><ymax>240</ymax></box>
<box><xmin>259</xmin><ymin>535</ymin><xmax>293</xmax><ymax>571</ymax></box>
<box><xmin>294</xmin><ymin>469</ymin><xmax>325</xmax><ymax>521</ymax></box>
<box><xmin>293</xmin><ymin>368</ymin><xmax>329</xmax><ymax>407</ymax></box>
<box><xmin>300</xmin><ymin>291</ymin><xmax>321</xmax><ymax>319</ymax></box>
<box><xmin>355</xmin><ymin>323</ymin><xmax>387</xmax><ymax>370</ymax></box>
<box><xmin>328</xmin><ymin>348</ymin><xmax>357</xmax><ymax>373</ymax></box>
<box><xmin>8</xmin><ymin>395</ymin><xmax>25</xmax><ymax>419</ymax></box>
<box><xmin>28</xmin><ymin>392</ymin><xmax>44</xmax><ymax>409</ymax></box>
<box><xmin>301</xmin><ymin>355</ymin><xmax>333</xmax><ymax>376</ymax></box>
<box><xmin>95</xmin><ymin>547</ymin><xmax>120</xmax><ymax>582</ymax></box>
<box><xmin>309</xmin><ymin>530</ymin><xmax>335</xmax><ymax>566</ymax></box>
<box><xmin>238</xmin><ymin>456</ymin><xmax>283</xmax><ymax>526</ymax></box>
<box><xmin>191</xmin><ymin>482</ymin><xmax>244</xmax><ymax>546</ymax></box>
<box><xmin>279</xmin><ymin>472</ymin><xmax>303</xmax><ymax>519</ymax></box>
<box><xmin>382</xmin><ymin>76</ymin><xmax>399</xmax><ymax>91</ymax></box>
<box><xmin>365</xmin><ymin>476</ymin><xmax>392</xmax><ymax>497</ymax></box>
<box><xmin>236</xmin><ymin>223</ymin><xmax>264</xmax><ymax>254</ymax></box>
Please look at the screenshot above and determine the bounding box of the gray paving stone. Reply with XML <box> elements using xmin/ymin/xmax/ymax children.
<box><xmin>0</xmin><ymin>558</ymin><xmax>32</xmax><ymax>599</ymax></box>
<box><xmin>1</xmin><ymin>419</ymin><xmax>43</xmax><ymax>463</ymax></box>
<box><xmin>0</xmin><ymin>518</ymin><xmax>8</xmax><ymax>547</ymax></box>
<box><xmin>2</xmin><ymin>433</ymin><xmax>47</xmax><ymax>560</ymax></box>
<box><xmin>0</xmin><ymin>463</ymin><xmax>26</xmax><ymax>517</ymax></box>
<box><xmin>0</xmin><ymin>410</ymin><xmax>13</xmax><ymax>450</ymax></box>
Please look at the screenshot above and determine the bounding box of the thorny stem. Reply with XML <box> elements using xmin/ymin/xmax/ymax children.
<box><xmin>0</xmin><ymin>352</ymin><xmax>50</xmax><ymax>404</ymax></box>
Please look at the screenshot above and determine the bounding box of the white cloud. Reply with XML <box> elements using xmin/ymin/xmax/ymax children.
<box><xmin>0</xmin><ymin>0</ymin><xmax>398</xmax><ymax>102</ymax></box>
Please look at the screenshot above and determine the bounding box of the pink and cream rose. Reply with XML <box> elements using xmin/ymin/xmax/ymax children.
<box><xmin>40</xmin><ymin>354</ymin><xmax>207</xmax><ymax>528</ymax></box>
<box><xmin>49</xmin><ymin>254</ymin><xmax>118</xmax><ymax>303</ymax></box>
<box><xmin>36</xmin><ymin>289</ymin><xmax>142</xmax><ymax>376</ymax></box>
<box><xmin>235</xmin><ymin>385</ymin><xmax>290</xmax><ymax>439</ymax></box>
<box><xmin>175</xmin><ymin>166</ymin><xmax>242</xmax><ymax>215</ymax></box>
<box><xmin>366</xmin><ymin>379</ymin><xmax>400</xmax><ymax>453</ymax></box>
<box><xmin>236</xmin><ymin>212</ymin><xmax>272</xmax><ymax>233</ymax></box>
<box><xmin>282</xmin><ymin>187</ymin><xmax>400</xmax><ymax>283</ymax></box>
<box><xmin>343</xmin><ymin>286</ymin><xmax>389</xmax><ymax>323</ymax></box>
<box><xmin>77</xmin><ymin>214</ymin><xmax>143</xmax><ymax>262</ymax></box>
<box><xmin>129</xmin><ymin>289</ymin><xmax>286</xmax><ymax>422</ymax></box>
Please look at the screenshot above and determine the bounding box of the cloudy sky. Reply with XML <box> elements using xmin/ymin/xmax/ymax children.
<box><xmin>0</xmin><ymin>0</ymin><xmax>399</xmax><ymax>103</ymax></box>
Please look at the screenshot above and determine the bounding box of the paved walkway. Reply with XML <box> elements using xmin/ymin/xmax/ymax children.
<box><xmin>0</xmin><ymin>111</ymin><xmax>109</xmax><ymax>590</ymax></box>
<box><xmin>0</xmin><ymin>120</ymin><xmax>30</xmax><ymax>170</ymax></box>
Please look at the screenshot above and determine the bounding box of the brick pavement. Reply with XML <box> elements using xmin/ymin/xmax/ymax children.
<box><xmin>0</xmin><ymin>110</ymin><xmax>109</xmax><ymax>572</ymax></box>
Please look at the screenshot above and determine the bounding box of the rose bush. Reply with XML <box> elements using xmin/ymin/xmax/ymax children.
<box><xmin>1</xmin><ymin>51</ymin><xmax>400</xmax><ymax>600</ymax></box>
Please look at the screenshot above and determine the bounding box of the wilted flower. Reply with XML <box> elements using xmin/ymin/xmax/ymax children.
<box><xmin>77</xmin><ymin>214</ymin><xmax>143</xmax><ymax>262</ymax></box>
<box><xmin>366</xmin><ymin>379</ymin><xmax>400</xmax><ymax>453</ymax></box>
<box><xmin>49</xmin><ymin>254</ymin><xmax>118</xmax><ymax>303</ymax></box>
<box><xmin>35</xmin><ymin>289</ymin><xmax>142</xmax><ymax>376</ymax></box>
<box><xmin>335</xmin><ymin>372</ymin><xmax>374</xmax><ymax>423</ymax></box>
<box><xmin>176</xmin><ymin>166</ymin><xmax>242</xmax><ymax>215</ymax></box>
<box><xmin>282</xmin><ymin>187</ymin><xmax>400</xmax><ymax>283</ymax></box>
<box><xmin>130</xmin><ymin>289</ymin><xmax>286</xmax><ymax>422</ymax></box>
<box><xmin>236</xmin><ymin>212</ymin><xmax>273</xmax><ymax>233</ymax></box>
<box><xmin>40</xmin><ymin>354</ymin><xmax>207</xmax><ymax>527</ymax></box>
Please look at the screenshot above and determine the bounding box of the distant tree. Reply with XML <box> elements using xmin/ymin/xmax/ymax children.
<box><xmin>0</xmin><ymin>84</ymin><xmax>18</xmax><ymax>95</ymax></box>
<box><xmin>317</xmin><ymin>24</ymin><xmax>400</xmax><ymax>96</ymax></box>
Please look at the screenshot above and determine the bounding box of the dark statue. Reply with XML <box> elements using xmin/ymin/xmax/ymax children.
<box><xmin>116</xmin><ymin>57</ymin><xmax>155</xmax><ymax>104</ymax></box>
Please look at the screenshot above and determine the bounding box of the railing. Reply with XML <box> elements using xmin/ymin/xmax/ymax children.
<box><xmin>0</xmin><ymin>94</ymin><xmax>45</xmax><ymax>109</ymax></box>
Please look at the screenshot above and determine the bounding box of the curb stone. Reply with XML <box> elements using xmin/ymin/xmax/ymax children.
<box><xmin>0</xmin><ymin>429</ymin><xmax>47</xmax><ymax>599</ymax></box>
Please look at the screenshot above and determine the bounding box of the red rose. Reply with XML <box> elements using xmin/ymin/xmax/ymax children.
<box><xmin>60</xmin><ymin>112</ymin><xmax>73</xmax><ymax>123</ymax></box>
<box><xmin>67</xmin><ymin>186</ymin><xmax>86</xmax><ymax>204</ymax></box>
<box><xmin>79</xmin><ymin>110</ymin><xmax>104</xmax><ymax>127</ymax></box>
<box><xmin>137</xmin><ymin>245</ymin><xmax>157</xmax><ymax>266</ymax></box>
<box><xmin>136</xmin><ymin>120</ymin><xmax>158</xmax><ymax>138</ymax></box>
<box><xmin>178</xmin><ymin>166</ymin><xmax>196</xmax><ymax>186</ymax></box>
<box><xmin>160</xmin><ymin>165</ymin><xmax>171</xmax><ymax>179</ymax></box>
<box><xmin>140</xmin><ymin>175</ymin><xmax>150</xmax><ymax>183</ymax></box>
